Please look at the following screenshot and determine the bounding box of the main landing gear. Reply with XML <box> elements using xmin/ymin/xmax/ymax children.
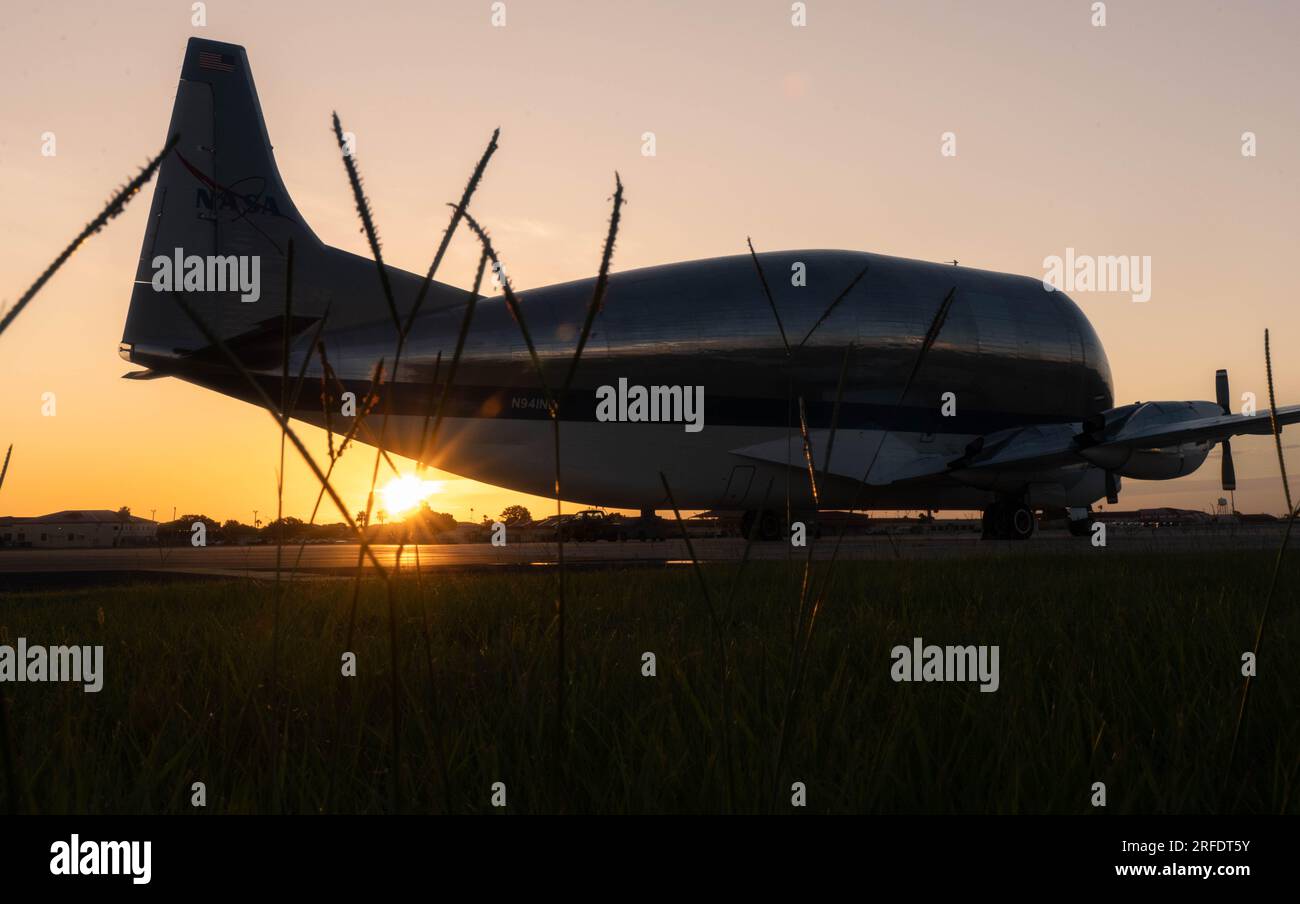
<box><xmin>739</xmin><ymin>509</ymin><xmax>821</xmax><ymax>541</ymax></box>
<box><xmin>740</xmin><ymin>509</ymin><xmax>783</xmax><ymax>541</ymax></box>
<box><xmin>981</xmin><ymin>500</ymin><xmax>1036</xmax><ymax>540</ymax></box>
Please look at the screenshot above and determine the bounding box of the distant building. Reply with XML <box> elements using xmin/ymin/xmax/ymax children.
<box><xmin>0</xmin><ymin>510</ymin><xmax>158</xmax><ymax>548</ymax></box>
<box><xmin>1093</xmin><ymin>508</ymin><xmax>1213</xmax><ymax>526</ymax></box>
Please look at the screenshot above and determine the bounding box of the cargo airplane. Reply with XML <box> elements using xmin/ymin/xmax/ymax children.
<box><xmin>120</xmin><ymin>39</ymin><xmax>1300</xmax><ymax>540</ymax></box>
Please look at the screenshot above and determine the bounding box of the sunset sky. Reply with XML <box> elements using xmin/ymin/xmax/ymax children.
<box><xmin>2</xmin><ymin>0</ymin><xmax>1298</xmax><ymax>524</ymax></box>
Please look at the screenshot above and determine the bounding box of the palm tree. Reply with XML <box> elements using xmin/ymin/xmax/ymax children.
<box><xmin>115</xmin><ymin>506</ymin><xmax>131</xmax><ymax>547</ymax></box>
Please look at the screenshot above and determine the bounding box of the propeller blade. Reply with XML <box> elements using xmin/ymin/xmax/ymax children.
<box><xmin>1221</xmin><ymin>438</ymin><xmax>1236</xmax><ymax>491</ymax></box>
<box><xmin>1105</xmin><ymin>470</ymin><xmax>1119</xmax><ymax>504</ymax></box>
<box><xmin>1216</xmin><ymin>368</ymin><xmax>1231</xmax><ymax>415</ymax></box>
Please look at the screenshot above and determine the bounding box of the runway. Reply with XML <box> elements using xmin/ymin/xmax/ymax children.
<box><xmin>0</xmin><ymin>525</ymin><xmax>1291</xmax><ymax>587</ymax></box>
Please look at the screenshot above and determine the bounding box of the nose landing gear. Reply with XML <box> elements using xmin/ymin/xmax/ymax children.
<box><xmin>1067</xmin><ymin>506</ymin><xmax>1095</xmax><ymax>538</ymax></box>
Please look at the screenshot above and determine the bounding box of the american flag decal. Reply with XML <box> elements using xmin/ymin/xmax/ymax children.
<box><xmin>198</xmin><ymin>50</ymin><xmax>236</xmax><ymax>72</ymax></box>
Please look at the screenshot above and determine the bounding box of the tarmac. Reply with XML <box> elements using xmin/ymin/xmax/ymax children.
<box><xmin>0</xmin><ymin>525</ymin><xmax>1291</xmax><ymax>588</ymax></box>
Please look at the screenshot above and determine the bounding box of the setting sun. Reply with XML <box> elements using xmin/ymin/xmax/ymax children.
<box><xmin>378</xmin><ymin>475</ymin><xmax>443</xmax><ymax>517</ymax></box>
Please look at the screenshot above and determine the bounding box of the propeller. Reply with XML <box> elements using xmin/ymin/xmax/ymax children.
<box><xmin>1216</xmin><ymin>368</ymin><xmax>1236</xmax><ymax>491</ymax></box>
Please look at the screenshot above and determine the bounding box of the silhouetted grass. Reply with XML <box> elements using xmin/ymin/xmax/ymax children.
<box><xmin>324</xmin><ymin>118</ymin><xmax>500</xmax><ymax>809</ymax></box>
<box><xmin>1224</xmin><ymin>329</ymin><xmax>1299</xmax><ymax>793</ymax></box>
<box><xmin>0</xmin><ymin>134</ymin><xmax>179</xmax><ymax>814</ymax></box>
<box><xmin>1264</xmin><ymin>329</ymin><xmax>1293</xmax><ymax>514</ymax></box>
<box><xmin>2</xmin><ymin>551</ymin><xmax>1296</xmax><ymax>814</ymax></box>
<box><xmin>742</xmin><ymin>244</ymin><xmax>955</xmax><ymax>808</ymax></box>
<box><xmin>0</xmin><ymin>135</ymin><xmax>178</xmax><ymax>339</ymax></box>
<box><xmin>460</xmin><ymin>181</ymin><xmax>625</xmax><ymax>776</ymax></box>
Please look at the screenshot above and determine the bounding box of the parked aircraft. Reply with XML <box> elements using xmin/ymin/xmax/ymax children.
<box><xmin>120</xmin><ymin>39</ymin><xmax>1299</xmax><ymax>539</ymax></box>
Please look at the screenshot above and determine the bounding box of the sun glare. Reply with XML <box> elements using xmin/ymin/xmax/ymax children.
<box><xmin>378</xmin><ymin>475</ymin><xmax>443</xmax><ymax>517</ymax></box>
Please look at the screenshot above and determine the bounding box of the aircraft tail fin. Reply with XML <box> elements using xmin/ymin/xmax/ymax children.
<box><xmin>121</xmin><ymin>38</ymin><xmax>320</xmax><ymax>365</ymax></box>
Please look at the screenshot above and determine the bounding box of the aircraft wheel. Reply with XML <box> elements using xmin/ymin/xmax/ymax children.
<box><xmin>981</xmin><ymin>502</ymin><xmax>1034</xmax><ymax>539</ymax></box>
<box><xmin>1007</xmin><ymin>505</ymin><xmax>1036</xmax><ymax>540</ymax></box>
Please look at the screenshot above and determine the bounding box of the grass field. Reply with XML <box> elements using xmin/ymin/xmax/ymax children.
<box><xmin>0</xmin><ymin>550</ymin><xmax>1295</xmax><ymax>814</ymax></box>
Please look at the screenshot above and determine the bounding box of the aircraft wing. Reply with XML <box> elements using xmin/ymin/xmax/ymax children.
<box><xmin>731</xmin><ymin>399</ymin><xmax>1300</xmax><ymax>488</ymax></box>
<box><xmin>873</xmin><ymin>401</ymin><xmax>1300</xmax><ymax>486</ymax></box>
<box><xmin>1088</xmin><ymin>402</ymin><xmax>1300</xmax><ymax>447</ymax></box>
<box><xmin>730</xmin><ymin>430</ymin><xmax>899</xmax><ymax>483</ymax></box>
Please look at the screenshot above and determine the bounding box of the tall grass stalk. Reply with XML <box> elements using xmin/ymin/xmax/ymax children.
<box><xmin>660</xmin><ymin>471</ymin><xmax>737</xmax><ymax>810</ymax></box>
<box><xmin>0</xmin><ymin>134</ymin><xmax>179</xmax><ymax>339</ymax></box>
<box><xmin>1224</xmin><ymin>329</ymin><xmax>1297</xmax><ymax>802</ymax></box>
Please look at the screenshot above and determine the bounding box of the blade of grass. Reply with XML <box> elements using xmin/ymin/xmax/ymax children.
<box><xmin>561</xmin><ymin>174</ymin><xmax>624</xmax><ymax>396</ymax></box>
<box><xmin>1225</xmin><ymin>329</ymin><xmax>1297</xmax><ymax>797</ymax></box>
<box><xmin>798</xmin><ymin>264</ymin><xmax>870</xmax><ymax>348</ymax></box>
<box><xmin>332</xmin><ymin>114</ymin><xmax>400</xmax><ymax>332</ymax></box>
<box><xmin>330</xmin><ymin>126</ymin><xmax>503</xmax><ymax>813</ymax></box>
<box><xmin>773</xmin><ymin>343</ymin><xmax>852</xmax><ymax>808</ymax></box>
<box><xmin>165</xmin><ymin>291</ymin><xmax>386</xmax><ymax>574</ymax></box>
<box><xmin>416</xmin><ymin>250</ymin><xmax>490</xmax><ymax>464</ymax></box>
<box><xmin>403</xmin><ymin>130</ymin><xmax>500</xmax><ymax>339</ymax></box>
<box><xmin>796</xmin><ymin>397</ymin><xmax>820</xmax><ymax>506</ymax></box>
<box><xmin>746</xmin><ymin>237</ymin><xmax>789</xmax><ymax>355</ymax></box>
<box><xmin>0</xmin><ymin>134</ymin><xmax>179</xmax><ymax>339</ymax></box>
<box><xmin>460</xmin><ymin>210</ymin><xmax>555</xmax><ymax>409</ymax></box>
<box><xmin>549</xmin><ymin>174</ymin><xmax>625</xmax><ymax>768</ymax></box>
<box><xmin>273</xmin><ymin>240</ymin><xmax>295</xmax><ymax>682</ymax></box>
<box><xmin>774</xmin><ymin>289</ymin><xmax>956</xmax><ymax>799</ymax></box>
<box><xmin>660</xmin><ymin>471</ymin><xmax>736</xmax><ymax>812</ymax></box>
<box><xmin>286</xmin><ymin>358</ymin><xmax>384</xmax><ymax>587</ymax></box>
<box><xmin>744</xmin><ymin>241</ymin><xmax>797</xmax><ymax>547</ymax></box>
<box><xmin>1265</xmin><ymin>329</ymin><xmax>1294</xmax><ymax>514</ymax></box>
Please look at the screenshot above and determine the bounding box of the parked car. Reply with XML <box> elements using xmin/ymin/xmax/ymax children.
<box><xmin>558</xmin><ymin>509</ymin><xmax>619</xmax><ymax>542</ymax></box>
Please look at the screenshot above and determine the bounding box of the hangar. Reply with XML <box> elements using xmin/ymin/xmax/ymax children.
<box><xmin>0</xmin><ymin>510</ymin><xmax>157</xmax><ymax>548</ymax></box>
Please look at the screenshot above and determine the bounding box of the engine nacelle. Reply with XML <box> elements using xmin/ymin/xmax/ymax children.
<box><xmin>1079</xmin><ymin>440</ymin><xmax>1212</xmax><ymax>479</ymax></box>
